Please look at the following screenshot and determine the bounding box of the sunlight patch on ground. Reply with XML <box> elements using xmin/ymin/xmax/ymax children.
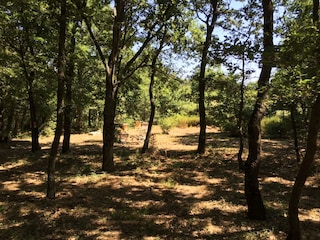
<box><xmin>299</xmin><ymin>208</ymin><xmax>320</xmax><ymax>222</ymax></box>
<box><xmin>193</xmin><ymin>219</ymin><xmax>224</xmax><ymax>236</ymax></box>
<box><xmin>2</xmin><ymin>181</ymin><xmax>20</xmax><ymax>191</ymax></box>
<box><xmin>305</xmin><ymin>176</ymin><xmax>320</xmax><ymax>187</ymax></box>
<box><xmin>0</xmin><ymin>159</ymin><xmax>28</xmax><ymax>170</ymax></box>
<box><xmin>263</xmin><ymin>176</ymin><xmax>293</xmax><ymax>185</ymax></box>
<box><xmin>176</xmin><ymin>184</ymin><xmax>209</xmax><ymax>199</ymax></box>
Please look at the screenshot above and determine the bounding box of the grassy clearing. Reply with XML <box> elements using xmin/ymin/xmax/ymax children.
<box><xmin>0</xmin><ymin>127</ymin><xmax>319</xmax><ymax>239</ymax></box>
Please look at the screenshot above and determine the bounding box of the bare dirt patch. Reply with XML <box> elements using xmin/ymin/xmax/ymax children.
<box><xmin>0</xmin><ymin>126</ymin><xmax>319</xmax><ymax>239</ymax></box>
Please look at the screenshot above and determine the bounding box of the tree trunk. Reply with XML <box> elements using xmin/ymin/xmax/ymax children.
<box><xmin>47</xmin><ymin>0</ymin><xmax>66</xmax><ymax>199</ymax></box>
<box><xmin>0</xmin><ymin>105</ymin><xmax>4</xmax><ymax>142</ymax></box>
<box><xmin>290</xmin><ymin>105</ymin><xmax>301</xmax><ymax>162</ymax></box>
<box><xmin>27</xmin><ymin>73</ymin><xmax>41</xmax><ymax>152</ymax></box>
<box><xmin>141</xmin><ymin>31</ymin><xmax>166</xmax><ymax>153</ymax></box>
<box><xmin>102</xmin><ymin>80</ymin><xmax>117</xmax><ymax>172</ymax></box>
<box><xmin>21</xmin><ymin>50</ymin><xmax>41</xmax><ymax>152</ymax></box>
<box><xmin>287</xmin><ymin>0</ymin><xmax>319</xmax><ymax>238</ymax></box>
<box><xmin>237</xmin><ymin>53</ymin><xmax>245</xmax><ymax>171</ymax></box>
<box><xmin>197</xmin><ymin>1</ymin><xmax>219</xmax><ymax>154</ymax></box>
<box><xmin>80</xmin><ymin>0</ymin><xmax>124</xmax><ymax>172</ymax></box>
<box><xmin>141</xmin><ymin>67</ymin><xmax>156</xmax><ymax>153</ymax></box>
<box><xmin>62</xmin><ymin>24</ymin><xmax>77</xmax><ymax>154</ymax></box>
<box><xmin>287</xmin><ymin>94</ymin><xmax>320</xmax><ymax>240</ymax></box>
<box><xmin>244</xmin><ymin>0</ymin><xmax>273</xmax><ymax>220</ymax></box>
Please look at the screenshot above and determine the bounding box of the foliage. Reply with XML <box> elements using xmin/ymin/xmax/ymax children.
<box><xmin>158</xmin><ymin>114</ymin><xmax>199</xmax><ymax>134</ymax></box>
<box><xmin>261</xmin><ymin>114</ymin><xmax>292</xmax><ymax>139</ymax></box>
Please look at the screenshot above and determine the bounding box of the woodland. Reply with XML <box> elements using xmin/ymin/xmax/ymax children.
<box><xmin>0</xmin><ymin>0</ymin><xmax>319</xmax><ymax>239</ymax></box>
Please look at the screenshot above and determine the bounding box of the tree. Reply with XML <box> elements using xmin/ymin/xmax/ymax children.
<box><xmin>191</xmin><ymin>0</ymin><xmax>220</xmax><ymax>154</ymax></box>
<box><xmin>47</xmin><ymin>0</ymin><xmax>67</xmax><ymax>199</ymax></box>
<box><xmin>62</xmin><ymin>21</ymin><xmax>78</xmax><ymax>153</ymax></box>
<box><xmin>0</xmin><ymin>1</ymin><xmax>56</xmax><ymax>151</ymax></box>
<box><xmin>141</xmin><ymin>31</ymin><xmax>167</xmax><ymax>153</ymax></box>
<box><xmin>78</xmin><ymin>0</ymin><xmax>176</xmax><ymax>172</ymax></box>
<box><xmin>222</xmin><ymin>0</ymin><xmax>261</xmax><ymax>170</ymax></box>
<box><xmin>287</xmin><ymin>0</ymin><xmax>320</xmax><ymax>238</ymax></box>
<box><xmin>244</xmin><ymin>0</ymin><xmax>274</xmax><ymax>220</ymax></box>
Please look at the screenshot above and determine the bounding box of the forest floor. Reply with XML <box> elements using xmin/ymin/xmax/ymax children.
<box><xmin>0</xmin><ymin>126</ymin><xmax>319</xmax><ymax>240</ymax></box>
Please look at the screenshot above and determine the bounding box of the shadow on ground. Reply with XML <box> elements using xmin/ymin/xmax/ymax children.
<box><xmin>0</xmin><ymin>130</ymin><xmax>319</xmax><ymax>239</ymax></box>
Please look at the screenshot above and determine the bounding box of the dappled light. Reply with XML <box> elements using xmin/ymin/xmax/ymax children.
<box><xmin>1</xmin><ymin>127</ymin><xmax>319</xmax><ymax>239</ymax></box>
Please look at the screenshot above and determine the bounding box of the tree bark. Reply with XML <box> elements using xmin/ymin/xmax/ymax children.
<box><xmin>197</xmin><ymin>0</ymin><xmax>219</xmax><ymax>154</ymax></box>
<box><xmin>141</xmin><ymin>61</ymin><xmax>157</xmax><ymax>154</ymax></box>
<box><xmin>20</xmin><ymin>50</ymin><xmax>41</xmax><ymax>152</ymax></box>
<box><xmin>47</xmin><ymin>0</ymin><xmax>67</xmax><ymax>199</ymax></box>
<box><xmin>141</xmin><ymin>31</ymin><xmax>166</xmax><ymax>154</ymax></box>
<box><xmin>101</xmin><ymin>0</ymin><xmax>124</xmax><ymax>172</ymax></box>
<box><xmin>290</xmin><ymin>105</ymin><xmax>301</xmax><ymax>162</ymax></box>
<box><xmin>0</xmin><ymin>104</ymin><xmax>4</xmax><ymax>142</ymax></box>
<box><xmin>287</xmin><ymin>94</ymin><xmax>320</xmax><ymax>240</ymax></box>
<box><xmin>244</xmin><ymin>0</ymin><xmax>273</xmax><ymax>220</ymax></box>
<box><xmin>62</xmin><ymin>24</ymin><xmax>77</xmax><ymax>154</ymax></box>
<box><xmin>27</xmin><ymin>73</ymin><xmax>41</xmax><ymax>152</ymax></box>
<box><xmin>237</xmin><ymin>53</ymin><xmax>245</xmax><ymax>170</ymax></box>
<box><xmin>102</xmin><ymin>82</ymin><xmax>117</xmax><ymax>172</ymax></box>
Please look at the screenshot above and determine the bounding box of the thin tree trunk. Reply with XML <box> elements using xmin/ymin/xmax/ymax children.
<box><xmin>237</xmin><ymin>53</ymin><xmax>245</xmax><ymax>170</ymax></box>
<box><xmin>27</xmin><ymin>73</ymin><xmax>41</xmax><ymax>152</ymax></box>
<box><xmin>290</xmin><ymin>105</ymin><xmax>301</xmax><ymax>162</ymax></box>
<box><xmin>141</xmin><ymin>64</ymin><xmax>156</xmax><ymax>154</ymax></box>
<box><xmin>141</xmin><ymin>32</ymin><xmax>166</xmax><ymax>153</ymax></box>
<box><xmin>62</xmin><ymin>24</ymin><xmax>77</xmax><ymax>154</ymax></box>
<box><xmin>197</xmin><ymin>0</ymin><xmax>219</xmax><ymax>154</ymax></box>
<box><xmin>47</xmin><ymin>0</ymin><xmax>67</xmax><ymax>199</ymax></box>
<box><xmin>20</xmin><ymin>51</ymin><xmax>41</xmax><ymax>152</ymax></box>
<box><xmin>244</xmin><ymin>0</ymin><xmax>273</xmax><ymax>220</ymax></box>
<box><xmin>287</xmin><ymin>94</ymin><xmax>320</xmax><ymax>240</ymax></box>
<box><xmin>0</xmin><ymin>104</ymin><xmax>4</xmax><ymax>142</ymax></box>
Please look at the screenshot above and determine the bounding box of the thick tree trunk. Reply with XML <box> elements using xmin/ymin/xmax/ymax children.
<box><xmin>245</xmin><ymin>70</ymin><xmax>269</xmax><ymax>220</ymax></box>
<box><xmin>290</xmin><ymin>105</ymin><xmax>301</xmax><ymax>162</ymax></box>
<box><xmin>197</xmin><ymin>1</ymin><xmax>218</xmax><ymax>154</ymax></box>
<box><xmin>102</xmin><ymin>80</ymin><xmax>117</xmax><ymax>172</ymax></box>
<box><xmin>62</xmin><ymin>24</ymin><xmax>77</xmax><ymax>154</ymax></box>
<box><xmin>287</xmin><ymin>94</ymin><xmax>320</xmax><ymax>240</ymax></box>
<box><xmin>244</xmin><ymin>0</ymin><xmax>273</xmax><ymax>220</ymax></box>
<box><xmin>81</xmin><ymin>0</ymin><xmax>124</xmax><ymax>172</ymax></box>
<box><xmin>47</xmin><ymin>0</ymin><xmax>66</xmax><ymax>199</ymax></box>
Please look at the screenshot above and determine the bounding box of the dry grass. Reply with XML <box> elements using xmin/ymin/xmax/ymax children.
<box><xmin>0</xmin><ymin>126</ymin><xmax>319</xmax><ymax>240</ymax></box>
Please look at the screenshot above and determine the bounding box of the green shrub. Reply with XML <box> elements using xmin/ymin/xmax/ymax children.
<box><xmin>159</xmin><ymin>117</ymin><xmax>176</xmax><ymax>134</ymax></box>
<box><xmin>261</xmin><ymin>115</ymin><xmax>291</xmax><ymax>138</ymax></box>
<box><xmin>175</xmin><ymin>115</ymin><xmax>199</xmax><ymax>127</ymax></box>
<box><xmin>159</xmin><ymin>115</ymin><xmax>199</xmax><ymax>134</ymax></box>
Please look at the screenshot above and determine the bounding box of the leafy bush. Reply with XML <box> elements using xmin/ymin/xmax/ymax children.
<box><xmin>175</xmin><ymin>115</ymin><xmax>199</xmax><ymax>127</ymax></box>
<box><xmin>159</xmin><ymin>117</ymin><xmax>175</xmax><ymax>134</ymax></box>
<box><xmin>261</xmin><ymin>115</ymin><xmax>291</xmax><ymax>138</ymax></box>
<box><xmin>159</xmin><ymin>115</ymin><xmax>199</xmax><ymax>134</ymax></box>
